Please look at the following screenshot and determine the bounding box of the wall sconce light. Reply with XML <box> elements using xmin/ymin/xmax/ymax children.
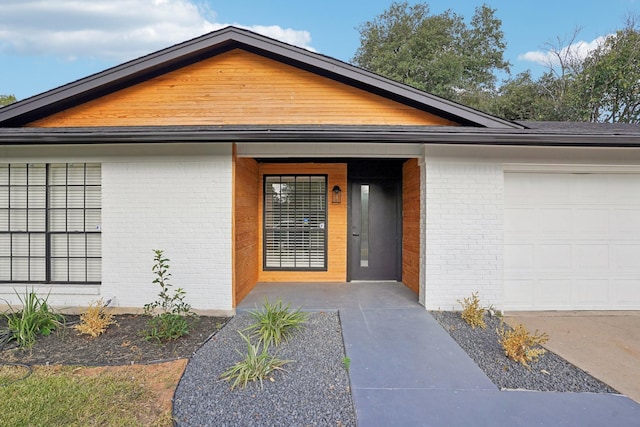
<box><xmin>332</xmin><ymin>185</ymin><xmax>342</xmax><ymax>204</ymax></box>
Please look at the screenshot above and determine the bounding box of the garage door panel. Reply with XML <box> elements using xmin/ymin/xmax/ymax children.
<box><xmin>575</xmin><ymin>244</ymin><xmax>609</xmax><ymax>270</ymax></box>
<box><xmin>614</xmin><ymin>245</ymin><xmax>640</xmax><ymax>270</ymax></box>
<box><xmin>504</xmin><ymin>244</ymin><xmax>534</xmax><ymax>269</ymax></box>
<box><xmin>535</xmin><ymin>279</ymin><xmax>571</xmax><ymax>308</ymax></box>
<box><xmin>613</xmin><ymin>280</ymin><xmax>640</xmax><ymax>308</ymax></box>
<box><xmin>572</xmin><ymin>209</ymin><xmax>609</xmax><ymax>235</ymax></box>
<box><xmin>534</xmin><ymin>175</ymin><xmax>571</xmax><ymax>201</ymax></box>
<box><xmin>504</xmin><ymin>207</ymin><xmax>537</xmax><ymax>235</ymax></box>
<box><xmin>504</xmin><ymin>278</ymin><xmax>534</xmax><ymax>310</ymax></box>
<box><xmin>538</xmin><ymin>244</ymin><xmax>572</xmax><ymax>270</ymax></box>
<box><xmin>571</xmin><ymin>175</ymin><xmax>609</xmax><ymax>201</ymax></box>
<box><xmin>610</xmin><ymin>175</ymin><xmax>640</xmax><ymax>204</ymax></box>
<box><xmin>538</xmin><ymin>208</ymin><xmax>572</xmax><ymax>236</ymax></box>
<box><xmin>612</xmin><ymin>209</ymin><xmax>640</xmax><ymax>234</ymax></box>
<box><xmin>504</xmin><ymin>172</ymin><xmax>640</xmax><ymax>310</ymax></box>
<box><xmin>572</xmin><ymin>279</ymin><xmax>609</xmax><ymax>308</ymax></box>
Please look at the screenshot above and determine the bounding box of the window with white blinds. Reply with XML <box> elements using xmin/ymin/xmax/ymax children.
<box><xmin>264</xmin><ymin>175</ymin><xmax>327</xmax><ymax>270</ymax></box>
<box><xmin>0</xmin><ymin>163</ymin><xmax>101</xmax><ymax>284</ymax></box>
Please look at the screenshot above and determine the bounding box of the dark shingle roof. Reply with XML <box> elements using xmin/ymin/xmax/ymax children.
<box><xmin>519</xmin><ymin>121</ymin><xmax>640</xmax><ymax>135</ymax></box>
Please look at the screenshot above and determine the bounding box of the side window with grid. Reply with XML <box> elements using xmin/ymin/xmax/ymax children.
<box><xmin>0</xmin><ymin>163</ymin><xmax>101</xmax><ymax>284</ymax></box>
<box><xmin>264</xmin><ymin>175</ymin><xmax>327</xmax><ymax>270</ymax></box>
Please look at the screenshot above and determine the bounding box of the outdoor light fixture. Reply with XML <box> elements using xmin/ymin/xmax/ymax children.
<box><xmin>332</xmin><ymin>185</ymin><xmax>342</xmax><ymax>204</ymax></box>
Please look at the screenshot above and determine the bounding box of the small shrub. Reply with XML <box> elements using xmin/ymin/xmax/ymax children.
<box><xmin>3</xmin><ymin>289</ymin><xmax>63</xmax><ymax>348</ymax></box>
<box><xmin>145</xmin><ymin>313</ymin><xmax>190</xmax><ymax>342</ymax></box>
<box><xmin>342</xmin><ymin>356</ymin><xmax>351</xmax><ymax>372</ymax></box>
<box><xmin>458</xmin><ymin>292</ymin><xmax>486</xmax><ymax>329</ymax></box>
<box><xmin>220</xmin><ymin>332</ymin><xmax>291</xmax><ymax>389</ymax></box>
<box><xmin>246</xmin><ymin>298</ymin><xmax>308</xmax><ymax>347</ymax></box>
<box><xmin>74</xmin><ymin>299</ymin><xmax>117</xmax><ymax>338</ymax></box>
<box><xmin>143</xmin><ymin>250</ymin><xmax>196</xmax><ymax>342</ymax></box>
<box><xmin>497</xmin><ymin>323</ymin><xmax>549</xmax><ymax>367</ymax></box>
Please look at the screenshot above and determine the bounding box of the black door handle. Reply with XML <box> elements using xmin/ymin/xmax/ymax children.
<box><xmin>352</xmin><ymin>233</ymin><xmax>360</xmax><ymax>237</ymax></box>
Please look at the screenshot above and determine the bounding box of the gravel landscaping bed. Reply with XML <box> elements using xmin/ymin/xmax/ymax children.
<box><xmin>430</xmin><ymin>311</ymin><xmax>618</xmax><ymax>394</ymax></box>
<box><xmin>173</xmin><ymin>311</ymin><xmax>355</xmax><ymax>427</ymax></box>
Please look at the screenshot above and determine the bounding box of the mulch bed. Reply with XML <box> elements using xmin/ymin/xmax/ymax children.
<box><xmin>0</xmin><ymin>315</ymin><xmax>229</xmax><ymax>366</ymax></box>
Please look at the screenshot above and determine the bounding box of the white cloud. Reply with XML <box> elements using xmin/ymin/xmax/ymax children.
<box><xmin>0</xmin><ymin>0</ymin><xmax>315</xmax><ymax>61</ymax></box>
<box><xmin>518</xmin><ymin>35</ymin><xmax>610</xmax><ymax>67</ymax></box>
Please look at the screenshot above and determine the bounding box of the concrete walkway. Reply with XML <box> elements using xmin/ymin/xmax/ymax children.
<box><xmin>238</xmin><ymin>282</ymin><xmax>640</xmax><ymax>426</ymax></box>
<box><xmin>506</xmin><ymin>311</ymin><xmax>640</xmax><ymax>404</ymax></box>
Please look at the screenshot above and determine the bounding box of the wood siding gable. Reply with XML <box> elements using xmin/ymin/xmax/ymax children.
<box><xmin>29</xmin><ymin>49</ymin><xmax>457</xmax><ymax>128</ymax></box>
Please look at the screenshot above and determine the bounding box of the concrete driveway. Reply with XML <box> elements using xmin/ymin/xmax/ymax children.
<box><xmin>506</xmin><ymin>311</ymin><xmax>640</xmax><ymax>403</ymax></box>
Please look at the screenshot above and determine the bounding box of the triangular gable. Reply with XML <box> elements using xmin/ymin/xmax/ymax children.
<box><xmin>0</xmin><ymin>26</ymin><xmax>522</xmax><ymax>129</ymax></box>
<box><xmin>29</xmin><ymin>49</ymin><xmax>455</xmax><ymax>127</ymax></box>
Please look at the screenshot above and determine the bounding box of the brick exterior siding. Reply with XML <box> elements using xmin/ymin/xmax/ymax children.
<box><xmin>101</xmin><ymin>153</ymin><xmax>233</xmax><ymax>313</ymax></box>
<box><xmin>422</xmin><ymin>159</ymin><xmax>504</xmax><ymax>310</ymax></box>
<box><xmin>0</xmin><ymin>144</ymin><xmax>234</xmax><ymax>315</ymax></box>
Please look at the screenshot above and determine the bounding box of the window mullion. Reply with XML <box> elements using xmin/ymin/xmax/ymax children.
<box><xmin>45</xmin><ymin>164</ymin><xmax>51</xmax><ymax>283</ymax></box>
<box><xmin>8</xmin><ymin>164</ymin><xmax>12</xmax><ymax>281</ymax></box>
<box><xmin>2</xmin><ymin>162</ymin><xmax>101</xmax><ymax>285</ymax></box>
<box><xmin>84</xmin><ymin>164</ymin><xmax>88</xmax><ymax>282</ymax></box>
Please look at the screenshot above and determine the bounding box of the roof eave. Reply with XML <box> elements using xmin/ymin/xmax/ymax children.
<box><xmin>0</xmin><ymin>127</ymin><xmax>638</xmax><ymax>147</ymax></box>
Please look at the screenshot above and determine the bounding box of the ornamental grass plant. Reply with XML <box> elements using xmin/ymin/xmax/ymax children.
<box><xmin>3</xmin><ymin>289</ymin><xmax>64</xmax><ymax>348</ymax></box>
<box><xmin>219</xmin><ymin>332</ymin><xmax>291</xmax><ymax>389</ymax></box>
<box><xmin>245</xmin><ymin>298</ymin><xmax>308</xmax><ymax>348</ymax></box>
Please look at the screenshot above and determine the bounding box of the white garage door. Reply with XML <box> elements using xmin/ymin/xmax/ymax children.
<box><xmin>504</xmin><ymin>172</ymin><xmax>640</xmax><ymax>310</ymax></box>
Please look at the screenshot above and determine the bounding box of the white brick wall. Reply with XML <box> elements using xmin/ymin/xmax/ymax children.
<box><xmin>101</xmin><ymin>152</ymin><xmax>233</xmax><ymax>313</ymax></box>
<box><xmin>422</xmin><ymin>159</ymin><xmax>504</xmax><ymax>310</ymax></box>
<box><xmin>0</xmin><ymin>144</ymin><xmax>234</xmax><ymax>314</ymax></box>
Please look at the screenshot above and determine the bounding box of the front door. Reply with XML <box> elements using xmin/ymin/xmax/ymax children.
<box><xmin>348</xmin><ymin>178</ymin><xmax>401</xmax><ymax>280</ymax></box>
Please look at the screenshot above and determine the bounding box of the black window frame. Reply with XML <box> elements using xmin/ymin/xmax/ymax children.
<box><xmin>263</xmin><ymin>174</ymin><xmax>328</xmax><ymax>271</ymax></box>
<box><xmin>0</xmin><ymin>163</ymin><xmax>102</xmax><ymax>284</ymax></box>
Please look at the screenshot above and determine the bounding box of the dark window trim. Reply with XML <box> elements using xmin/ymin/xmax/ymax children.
<box><xmin>0</xmin><ymin>163</ymin><xmax>101</xmax><ymax>285</ymax></box>
<box><xmin>262</xmin><ymin>174</ymin><xmax>328</xmax><ymax>271</ymax></box>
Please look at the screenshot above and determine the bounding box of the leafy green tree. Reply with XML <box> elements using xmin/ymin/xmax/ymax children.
<box><xmin>352</xmin><ymin>2</ymin><xmax>510</xmax><ymax>106</ymax></box>
<box><xmin>490</xmin><ymin>71</ymin><xmax>555</xmax><ymax>121</ymax></box>
<box><xmin>0</xmin><ymin>94</ymin><xmax>16</xmax><ymax>107</ymax></box>
<box><xmin>575</xmin><ymin>19</ymin><xmax>640</xmax><ymax>123</ymax></box>
<box><xmin>491</xmin><ymin>19</ymin><xmax>640</xmax><ymax>123</ymax></box>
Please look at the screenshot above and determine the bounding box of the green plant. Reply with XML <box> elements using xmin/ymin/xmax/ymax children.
<box><xmin>220</xmin><ymin>332</ymin><xmax>291</xmax><ymax>389</ymax></box>
<box><xmin>497</xmin><ymin>322</ymin><xmax>549</xmax><ymax>367</ymax></box>
<box><xmin>458</xmin><ymin>291</ymin><xmax>487</xmax><ymax>329</ymax></box>
<box><xmin>342</xmin><ymin>356</ymin><xmax>351</xmax><ymax>372</ymax></box>
<box><xmin>0</xmin><ymin>365</ymin><xmax>173</xmax><ymax>426</ymax></box>
<box><xmin>3</xmin><ymin>289</ymin><xmax>64</xmax><ymax>348</ymax></box>
<box><xmin>245</xmin><ymin>298</ymin><xmax>308</xmax><ymax>347</ymax></box>
<box><xmin>143</xmin><ymin>250</ymin><xmax>196</xmax><ymax>342</ymax></box>
<box><xmin>74</xmin><ymin>299</ymin><xmax>117</xmax><ymax>338</ymax></box>
<box><xmin>145</xmin><ymin>313</ymin><xmax>191</xmax><ymax>342</ymax></box>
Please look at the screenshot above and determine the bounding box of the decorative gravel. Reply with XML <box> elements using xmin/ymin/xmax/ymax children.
<box><xmin>430</xmin><ymin>311</ymin><xmax>618</xmax><ymax>394</ymax></box>
<box><xmin>173</xmin><ymin>311</ymin><xmax>355</xmax><ymax>427</ymax></box>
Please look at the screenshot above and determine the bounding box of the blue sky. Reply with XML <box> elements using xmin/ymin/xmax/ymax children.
<box><xmin>0</xmin><ymin>0</ymin><xmax>637</xmax><ymax>101</ymax></box>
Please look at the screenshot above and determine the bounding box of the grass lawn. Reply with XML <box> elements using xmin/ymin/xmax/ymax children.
<box><xmin>0</xmin><ymin>361</ymin><xmax>186</xmax><ymax>427</ymax></box>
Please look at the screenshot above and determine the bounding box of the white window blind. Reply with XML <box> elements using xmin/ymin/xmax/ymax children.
<box><xmin>264</xmin><ymin>175</ymin><xmax>327</xmax><ymax>270</ymax></box>
<box><xmin>0</xmin><ymin>163</ymin><xmax>101</xmax><ymax>283</ymax></box>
